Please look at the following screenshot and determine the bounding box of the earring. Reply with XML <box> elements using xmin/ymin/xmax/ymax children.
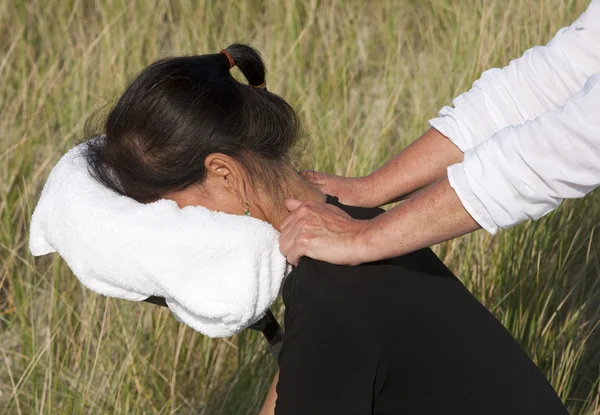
<box><xmin>240</xmin><ymin>199</ymin><xmax>251</xmax><ymax>217</ymax></box>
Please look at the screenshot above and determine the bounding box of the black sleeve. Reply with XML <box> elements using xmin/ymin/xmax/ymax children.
<box><xmin>275</xmin><ymin>299</ymin><xmax>381</xmax><ymax>415</ymax></box>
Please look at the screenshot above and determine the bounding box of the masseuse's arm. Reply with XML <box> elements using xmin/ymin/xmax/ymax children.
<box><xmin>280</xmin><ymin>74</ymin><xmax>600</xmax><ymax>266</ymax></box>
<box><xmin>315</xmin><ymin>127</ymin><xmax>464</xmax><ymax>208</ymax></box>
<box><xmin>281</xmin><ymin>176</ymin><xmax>479</xmax><ymax>266</ymax></box>
<box><xmin>314</xmin><ymin>1</ymin><xmax>600</xmax><ymax>209</ymax></box>
<box><xmin>429</xmin><ymin>0</ymin><xmax>599</xmax><ymax>153</ymax></box>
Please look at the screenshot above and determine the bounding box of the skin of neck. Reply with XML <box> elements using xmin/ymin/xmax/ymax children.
<box><xmin>253</xmin><ymin>170</ymin><xmax>327</xmax><ymax>231</ymax></box>
<box><xmin>165</xmin><ymin>166</ymin><xmax>326</xmax><ymax>232</ymax></box>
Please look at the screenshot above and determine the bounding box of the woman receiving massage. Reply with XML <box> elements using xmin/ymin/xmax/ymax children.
<box><xmin>84</xmin><ymin>44</ymin><xmax>567</xmax><ymax>414</ymax></box>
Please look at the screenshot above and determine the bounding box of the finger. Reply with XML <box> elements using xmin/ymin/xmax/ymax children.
<box><xmin>278</xmin><ymin>232</ymin><xmax>289</xmax><ymax>256</ymax></box>
<box><xmin>278</xmin><ymin>226</ymin><xmax>294</xmax><ymax>256</ymax></box>
<box><xmin>299</xmin><ymin>170</ymin><xmax>315</xmax><ymax>179</ymax></box>
<box><xmin>299</xmin><ymin>170</ymin><xmax>321</xmax><ymax>184</ymax></box>
<box><xmin>322</xmin><ymin>202</ymin><xmax>349</xmax><ymax>217</ymax></box>
<box><xmin>285</xmin><ymin>241</ymin><xmax>305</xmax><ymax>267</ymax></box>
<box><xmin>279</xmin><ymin>216</ymin><xmax>304</xmax><ymax>255</ymax></box>
<box><xmin>284</xmin><ymin>198</ymin><xmax>303</xmax><ymax>212</ymax></box>
<box><xmin>302</xmin><ymin>170</ymin><xmax>336</xmax><ymax>192</ymax></box>
<box><xmin>281</xmin><ymin>200</ymin><xmax>308</xmax><ymax>232</ymax></box>
<box><xmin>280</xmin><ymin>208</ymin><xmax>298</xmax><ymax>233</ymax></box>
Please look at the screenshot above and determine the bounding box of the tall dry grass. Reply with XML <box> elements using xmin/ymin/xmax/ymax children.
<box><xmin>0</xmin><ymin>0</ymin><xmax>598</xmax><ymax>413</ymax></box>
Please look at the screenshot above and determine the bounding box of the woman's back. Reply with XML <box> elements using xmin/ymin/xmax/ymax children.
<box><xmin>275</xmin><ymin>197</ymin><xmax>567</xmax><ymax>414</ymax></box>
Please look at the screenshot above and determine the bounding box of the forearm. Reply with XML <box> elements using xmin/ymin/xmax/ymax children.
<box><xmin>363</xmin><ymin>128</ymin><xmax>463</xmax><ymax>207</ymax></box>
<box><xmin>258</xmin><ymin>371</ymin><xmax>279</xmax><ymax>415</ymax></box>
<box><xmin>359</xmin><ymin>177</ymin><xmax>480</xmax><ymax>262</ymax></box>
<box><xmin>355</xmin><ymin>73</ymin><xmax>600</xmax><ymax>262</ymax></box>
<box><xmin>280</xmin><ymin>175</ymin><xmax>480</xmax><ymax>266</ymax></box>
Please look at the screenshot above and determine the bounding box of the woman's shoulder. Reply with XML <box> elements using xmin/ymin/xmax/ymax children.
<box><xmin>281</xmin><ymin>257</ymin><xmax>373</xmax><ymax>320</ymax></box>
<box><xmin>284</xmin><ymin>254</ymin><xmax>438</xmax><ymax>318</ymax></box>
<box><xmin>281</xmin><ymin>197</ymin><xmax>460</xmax><ymax>315</ymax></box>
<box><xmin>281</xmin><ymin>196</ymin><xmax>387</xmax><ymax>312</ymax></box>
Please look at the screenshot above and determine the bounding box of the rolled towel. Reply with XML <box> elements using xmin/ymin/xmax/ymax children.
<box><xmin>29</xmin><ymin>142</ymin><xmax>289</xmax><ymax>337</ymax></box>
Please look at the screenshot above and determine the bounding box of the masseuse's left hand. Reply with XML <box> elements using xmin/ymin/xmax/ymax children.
<box><xmin>279</xmin><ymin>199</ymin><xmax>369</xmax><ymax>266</ymax></box>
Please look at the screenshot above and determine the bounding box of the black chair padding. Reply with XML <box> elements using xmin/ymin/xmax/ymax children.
<box><xmin>143</xmin><ymin>296</ymin><xmax>284</xmax><ymax>360</ymax></box>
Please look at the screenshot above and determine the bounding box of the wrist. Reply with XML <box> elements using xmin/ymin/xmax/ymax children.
<box><xmin>350</xmin><ymin>218</ymin><xmax>379</xmax><ymax>265</ymax></box>
<box><xmin>363</xmin><ymin>170</ymin><xmax>408</xmax><ymax>207</ymax></box>
<box><xmin>357</xmin><ymin>173</ymin><xmax>393</xmax><ymax>208</ymax></box>
<box><xmin>353</xmin><ymin>175</ymin><xmax>374</xmax><ymax>206</ymax></box>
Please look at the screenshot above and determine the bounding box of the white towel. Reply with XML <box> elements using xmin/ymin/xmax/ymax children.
<box><xmin>29</xmin><ymin>143</ymin><xmax>289</xmax><ymax>337</ymax></box>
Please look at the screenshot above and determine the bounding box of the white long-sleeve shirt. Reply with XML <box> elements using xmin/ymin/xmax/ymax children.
<box><xmin>429</xmin><ymin>0</ymin><xmax>600</xmax><ymax>234</ymax></box>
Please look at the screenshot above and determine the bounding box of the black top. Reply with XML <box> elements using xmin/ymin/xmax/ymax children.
<box><xmin>275</xmin><ymin>197</ymin><xmax>567</xmax><ymax>415</ymax></box>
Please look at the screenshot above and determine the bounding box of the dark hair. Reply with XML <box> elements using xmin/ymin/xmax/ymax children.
<box><xmin>84</xmin><ymin>44</ymin><xmax>301</xmax><ymax>203</ymax></box>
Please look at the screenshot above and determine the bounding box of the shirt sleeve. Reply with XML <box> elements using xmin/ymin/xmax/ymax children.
<box><xmin>429</xmin><ymin>0</ymin><xmax>600</xmax><ymax>152</ymax></box>
<box><xmin>275</xmin><ymin>299</ymin><xmax>381</xmax><ymax>415</ymax></box>
<box><xmin>448</xmin><ymin>74</ymin><xmax>600</xmax><ymax>234</ymax></box>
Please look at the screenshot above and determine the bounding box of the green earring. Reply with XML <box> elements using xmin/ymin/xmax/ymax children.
<box><xmin>241</xmin><ymin>199</ymin><xmax>251</xmax><ymax>217</ymax></box>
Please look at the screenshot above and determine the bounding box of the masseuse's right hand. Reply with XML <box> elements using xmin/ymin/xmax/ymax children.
<box><xmin>301</xmin><ymin>171</ymin><xmax>376</xmax><ymax>208</ymax></box>
<box><xmin>279</xmin><ymin>199</ymin><xmax>371</xmax><ymax>266</ymax></box>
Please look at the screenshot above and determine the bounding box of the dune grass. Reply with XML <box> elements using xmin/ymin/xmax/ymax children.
<box><xmin>0</xmin><ymin>0</ymin><xmax>599</xmax><ymax>413</ymax></box>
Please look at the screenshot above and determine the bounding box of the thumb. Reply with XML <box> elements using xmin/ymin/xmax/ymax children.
<box><xmin>285</xmin><ymin>198</ymin><xmax>303</xmax><ymax>212</ymax></box>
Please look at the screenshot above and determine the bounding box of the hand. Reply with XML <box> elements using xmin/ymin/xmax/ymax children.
<box><xmin>279</xmin><ymin>199</ymin><xmax>370</xmax><ymax>266</ymax></box>
<box><xmin>301</xmin><ymin>171</ymin><xmax>375</xmax><ymax>208</ymax></box>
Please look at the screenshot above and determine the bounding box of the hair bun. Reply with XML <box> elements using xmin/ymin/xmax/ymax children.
<box><xmin>222</xmin><ymin>44</ymin><xmax>266</xmax><ymax>89</ymax></box>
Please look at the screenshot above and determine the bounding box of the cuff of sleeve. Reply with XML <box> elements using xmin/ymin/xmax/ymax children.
<box><xmin>429</xmin><ymin>108</ymin><xmax>470</xmax><ymax>153</ymax></box>
<box><xmin>447</xmin><ymin>163</ymin><xmax>499</xmax><ymax>235</ymax></box>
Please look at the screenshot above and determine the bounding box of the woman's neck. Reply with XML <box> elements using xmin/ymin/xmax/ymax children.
<box><xmin>258</xmin><ymin>171</ymin><xmax>327</xmax><ymax>232</ymax></box>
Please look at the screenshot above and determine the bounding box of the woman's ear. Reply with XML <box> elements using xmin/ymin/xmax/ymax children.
<box><xmin>204</xmin><ymin>153</ymin><xmax>246</xmax><ymax>197</ymax></box>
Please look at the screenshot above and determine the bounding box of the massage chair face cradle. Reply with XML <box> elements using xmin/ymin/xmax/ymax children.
<box><xmin>31</xmin><ymin>45</ymin><xmax>291</xmax><ymax>359</ymax></box>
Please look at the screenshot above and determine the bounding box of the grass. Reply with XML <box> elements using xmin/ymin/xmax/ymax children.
<box><xmin>1</xmin><ymin>0</ymin><xmax>599</xmax><ymax>413</ymax></box>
